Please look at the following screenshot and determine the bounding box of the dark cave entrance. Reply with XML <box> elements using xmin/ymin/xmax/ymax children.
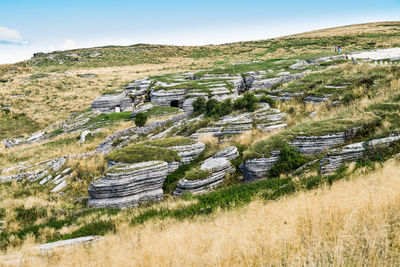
<box><xmin>170</xmin><ymin>100</ymin><xmax>180</xmax><ymax>108</ymax></box>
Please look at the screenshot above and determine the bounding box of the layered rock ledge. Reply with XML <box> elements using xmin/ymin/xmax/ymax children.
<box><xmin>239</xmin><ymin>151</ymin><xmax>280</xmax><ymax>182</ymax></box>
<box><xmin>174</xmin><ymin>157</ymin><xmax>234</xmax><ymax>195</ymax></box>
<box><xmin>320</xmin><ymin>135</ymin><xmax>400</xmax><ymax>174</ymax></box>
<box><xmin>88</xmin><ymin>161</ymin><xmax>168</xmax><ymax>208</ymax></box>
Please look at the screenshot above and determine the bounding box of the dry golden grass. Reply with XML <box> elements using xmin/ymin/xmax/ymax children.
<box><xmin>5</xmin><ymin>157</ymin><xmax>400</xmax><ymax>266</ymax></box>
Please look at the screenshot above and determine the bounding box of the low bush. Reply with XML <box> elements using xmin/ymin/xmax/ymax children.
<box><xmin>259</xmin><ymin>94</ymin><xmax>276</xmax><ymax>108</ymax></box>
<box><xmin>193</xmin><ymin>96</ymin><xmax>206</xmax><ymax>114</ymax></box>
<box><xmin>268</xmin><ymin>145</ymin><xmax>308</xmax><ymax>177</ymax></box>
<box><xmin>134</xmin><ymin>112</ymin><xmax>148</xmax><ymax>127</ymax></box>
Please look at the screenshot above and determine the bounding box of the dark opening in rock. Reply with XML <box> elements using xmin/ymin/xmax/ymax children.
<box><xmin>170</xmin><ymin>100</ymin><xmax>180</xmax><ymax>108</ymax></box>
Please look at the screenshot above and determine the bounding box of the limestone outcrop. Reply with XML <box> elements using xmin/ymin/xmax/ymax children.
<box><xmin>174</xmin><ymin>157</ymin><xmax>234</xmax><ymax>195</ymax></box>
<box><xmin>320</xmin><ymin>135</ymin><xmax>400</xmax><ymax>174</ymax></box>
<box><xmin>290</xmin><ymin>129</ymin><xmax>358</xmax><ymax>155</ymax></box>
<box><xmin>88</xmin><ymin>161</ymin><xmax>168</xmax><ymax>208</ymax></box>
<box><xmin>213</xmin><ymin>146</ymin><xmax>239</xmax><ymax>160</ymax></box>
<box><xmin>91</xmin><ymin>92</ymin><xmax>133</xmax><ymax>113</ymax></box>
<box><xmin>150</xmin><ymin>89</ymin><xmax>186</xmax><ymax>107</ymax></box>
<box><xmin>239</xmin><ymin>152</ymin><xmax>280</xmax><ymax>182</ymax></box>
<box><xmin>250</xmin><ymin>72</ymin><xmax>308</xmax><ymax>91</ymax></box>
<box><xmin>169</xmin><ymin>141</ymin><xmax>205</xmax><ymax>164</ymax></box>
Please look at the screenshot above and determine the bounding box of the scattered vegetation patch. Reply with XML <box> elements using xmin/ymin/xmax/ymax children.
<box><xmin>107</xmin><ymin>144</ymin><xmax>181</xmax><ymax>164</ymax></box>
<box><xmin>144</xmin><ymin>137</ymin><xmax>196</xmax><ymax>148</ymax></box>
<box><xmin>0</xmin><ymin>111</ymin><xmax>40</xmax><ymax>139</ymax></box>
<box><xmin>184</xmin><ymin>168</ymin><xmax>212</xmax><ymax>181</ymax></box>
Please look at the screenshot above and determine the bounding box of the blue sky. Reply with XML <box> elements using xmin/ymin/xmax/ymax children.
<box><xmin>0</xmin><ymin>0</ymin><xmax>399</xmax><ymax>64</ymax></box>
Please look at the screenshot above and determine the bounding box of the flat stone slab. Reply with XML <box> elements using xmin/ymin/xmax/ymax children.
<box><xmin>38</xmin><ymin>236</ymin><xmax>104</xmax><ymax>252</ymax></box>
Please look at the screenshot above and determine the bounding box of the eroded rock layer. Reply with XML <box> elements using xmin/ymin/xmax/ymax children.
<box><xmin>88</xmin><ymin>161</ymin><xmax>168</xmax><ymax>208</ymax></box>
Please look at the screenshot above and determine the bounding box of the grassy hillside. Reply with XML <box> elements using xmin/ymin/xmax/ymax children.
<box><xmin>0</xmin><ymin>21</ymin><xmax>399</xmax><ymax>138</ymax></box>
<box><xmin>1</xmin><ymin>22</ymin><xmax>400</xmax><ymax>265</ymax></box>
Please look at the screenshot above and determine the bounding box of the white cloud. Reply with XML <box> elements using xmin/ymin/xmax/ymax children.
<box><xmin>0</xmin><ymin>26</ymin><xmax>26</xmax><ymax>45</ymax></box>
<box><xmin>62</xmin><ymin>39</ymin><xmax>76</xmax><ymax>50</ymax></box>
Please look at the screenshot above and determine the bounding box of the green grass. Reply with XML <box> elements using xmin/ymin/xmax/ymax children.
<box><xmin>0</xmin><ymin>111</ymin><xmax>40</xmax><ymax>139</ymax></box>
<box><xmin>144</xmin><ymin>106</ymin><xmax>180</xmax><ymax>117</ymax></box>
<box><xmin>85</xmin><ymin>111</ymin><xmax>132</xmax><ymax>128</ymax></box>
<box><xmin>143</xmin><ymin>137</ymin><xmax>196</xmax><ymax>148</ymax></box>
<box><xmin>184</xmin><ymin>168</ymin><xmax>211</xmax><ymax>181</ymax></box>
<box><xmin>107</xmin><ymin>144</ymin><xmax>181</xmax><ymax>164</ymax></box>
<box><xmin>101</xmin><ymin>90</ymin><xmax>124</xmax><ymax>95</ymax></box>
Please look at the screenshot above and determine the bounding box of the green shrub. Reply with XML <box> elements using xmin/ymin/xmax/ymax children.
<box><xmin>163</xmin><ymin>152</ymin><xmax>205</xmax><ymax>194</ymax></box>
<box><xmin>205</xmin><ymin>99</ymin><xmax>222</xmax><ymax>117</ymax></box>
<box><xmin>193</xmin><ymin>96</ymin><xmax>206</xmax><ymax>114</ymax></box>
<box><xmin>259</xmin><ymin>94</ymin><xmax>276</xmax><ymax>108</ymax></box>
<box><xmin>268</xmin><ymin>145</ymin><xmax>308</xmax><ymax>177</ymax></box>
<box><xmin>234</xmin><ymin>92</ymin><xmax>257</xmax><ymax>112</ymax></box>
<box><xmin>342</xmin><ymin>91</ymin><xmax>357</xmax><ymax>104</ymax></box>
<box><xmin>134</xmin><ymin>112</ymin><xmax>148</xmax><ymax>127</ymax></box>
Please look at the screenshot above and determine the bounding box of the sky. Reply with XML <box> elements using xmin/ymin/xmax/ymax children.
<box><xmin>0</xmin><ymin>0</ymin><xmax>400</xmax><ymax>64</ymax></box>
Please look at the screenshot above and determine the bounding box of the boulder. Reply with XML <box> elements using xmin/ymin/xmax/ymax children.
<box><xmin>88</xmin><ymin>161</ymin><xmax>168</xmax><ymax>208</ymax></box>
<box><xmin>213</xmin><ymin>146</ymin><xmax>239</xmax><ymax>160</ymax></box>
<box><xmin>239</xmin><ymin>152</ymin><xmax>280</xmax><ymax>182</ymax></box>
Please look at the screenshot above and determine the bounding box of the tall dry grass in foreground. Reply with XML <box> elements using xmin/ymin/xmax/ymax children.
<box><xmin>7</xmin><ymin>158</ymin><xmax>400</xmax><ymax>266</ymax></box>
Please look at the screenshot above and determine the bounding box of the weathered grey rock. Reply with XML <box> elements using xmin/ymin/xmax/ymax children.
<box><xmin>174</xmin><ymin>157</ymin><xmax>234</xmax><ymax>195</ymax></box>
<box><xmin>290</xmin><ymin>130</ymin><xmax>357</xmax><ymax>156</ymax></box>
<box><xmin>182</xmin><ymin>97</ymin><xmax>196</xmax><ymax>112</ymax></box>
<box><xmin>303</xmin><ymin>96</ymin><xmax>329</xmax><ymax>104</ymax></box>
<box><xmin>27</xmin><ymin>132</ymin><xmax>45</xmax><ymax>142</ymax></box>
<box><xmin>254</xmin><ymin>108</ymin><xmax>287</xmax><ymax>132</ymax></box>
<box><xmin>215</xmin><ymin>113</ymin><xmax>253</xmax><ymax>135</ymax></box>
<box><xmin>88</xmin><ymin>161</ymin><xmax>168</xmax><ymax>208</ymax></box>
<box><xmin>51</xmin><ymin>179</ymin><xmax>67</xmax><ymax>192</ymax></box>
<box><xmin>150</xmin><ymin>89</ymin><xmax>186</xmax><ymax>107</ymax></box>
<box><xmin>3</xmin><ymin>138</ymin><xmax>24</xmax><ymax>148</ymax></box>
<box><xmin>239</xmin><ymin>152</ymin><xmax>280</xmax><ymax>182</ymax></box>
<box><xmin>190</xmin><ymin>127</ymin><xmax>224</xmax><ymax>139</ymax></box>
<box><xmin>80</xmin><ymin>130</ymin><xmax>92</xmax><ymax>143</ymax></box>
<box><xmin>320</xmin><ymin>135</ymin><xmax>400</xmax><ymax>174</ymax></box>
<box><xmin>289</xmin><ymin>60</ymin><xmax>308</xmax><ymax>70</ymax></box>
<box><xmin>78</xmin><ymin>74</ymin><xmax>96</xmax><ymax>78</ymax></box>
<box><xmin>306</xmin><ymin>55</ymin><xmax>346</xmax><ymax>64</ymax></box>
<box><xmin>250</xmin><ymin>72</ymin><xmax>308</xmax><ymax>91</ymax></box>
<box><xmin>40</xmin><ymin>174</ymin><xmax>53</xmax><ymax>185</ymax></box>
<box><xmin>97</xmin><ymin>112</ymin><xmax>191</xmax><ymax>154</ymax></box>
<box><xmin>50</xmin><ymin>157</ymin><xmax>66</xmax><ymax>172</ymax></box>
<box><xmin>213</xmin><ymin>146</ymin><xmax>239</xmax><ymax>160</ymax></box>
<box><xmin>170</xmin><ymin>141</ymin><xmax>205</xmax><ymax>164</ymax></box>
<box><xmin>91</xmin><ymin>92</ymin><xmax>133</xmax><ymax>113</ymax></box>
<box><xmin>131</xmin><ymin>103</ymin><xmax>155</xmax><ymax>117</ymax></box>
<box><xmin>38</xmin><ymin>236</ymin><xmax>104</xmax><ymax>252</ymax></box>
